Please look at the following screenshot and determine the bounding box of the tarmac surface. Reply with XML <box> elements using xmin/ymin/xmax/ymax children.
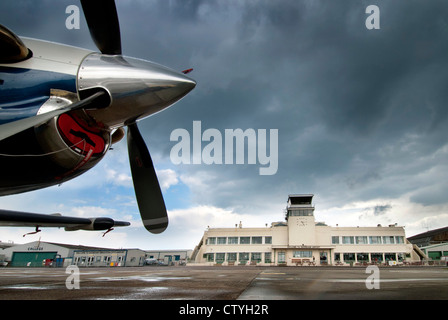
<box><xmin>0</xmin><ymin>265</ymin><xmax>447</xmax><ymax>300</ymax></box>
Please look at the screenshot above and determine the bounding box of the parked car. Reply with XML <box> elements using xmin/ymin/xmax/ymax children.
<box><xmin>441</xmin><ymin>256</ymin><xmax>448</xmax><ymax>266</ymax></box>
<box><xmin>145</xmin><ymin>258</ymin><xmax>167</xmax><ymax>266</ymax></box>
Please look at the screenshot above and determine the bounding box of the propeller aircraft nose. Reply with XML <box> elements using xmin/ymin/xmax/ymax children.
<box><xmin>0</xmin><ymin>0</ymin><xmax>196</xmax><ymax>234</ymax></box>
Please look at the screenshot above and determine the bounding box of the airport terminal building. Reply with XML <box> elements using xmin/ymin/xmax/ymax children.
<box><xmin>193</xmin><ymin>194</ymin><xmax>419</xmax><ymax>266</ymax></box>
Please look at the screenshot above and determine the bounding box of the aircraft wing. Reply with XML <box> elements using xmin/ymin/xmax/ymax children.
<box><xmin>0</xmin><ymin>209</ymin><xmax>130</xmax><ymax>231</ymax></box>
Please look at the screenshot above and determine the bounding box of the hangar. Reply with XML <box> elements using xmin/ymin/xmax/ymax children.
<box><xmin>0</xmin><ymin>241</ymin><xmax>191</xmax><ymax>267</ymax></box>
<box><xmin>0</xmin><ymin>241</ymin><xmax>147</xmax><ymax>267</ymax></box>
<box><xmin>0</xmin><ymin>241</ymin><xmax>102</xmax><ymax>267</ymax></box>
<box><xmin>407</xmin><ymin>226</ymin><xmax>448</xmax><ymax>248</ymax></box>
<box><xmin>192</xmin><ymin>194</ymin><xmax>421</xmax><ymax>266</ymax></box>
<box><xmin>407</xmin><ymin>226</ymin><xmax>448</xmax><ymax>263</ymax></box>
<box><xmin>419</xmin><ymin>243</ymin><xmax>448</xmax><ymax>263</ymax></box>
<box><xmin>145</xmin><ymin>249</ymin><xmax>192</xmax><ymax>265</ymax></box>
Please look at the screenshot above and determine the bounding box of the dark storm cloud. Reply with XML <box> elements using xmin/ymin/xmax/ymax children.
<box><xmin>124</xmin><ymin>0</ymin><xmax>448</xmax><ymax>212</ymax></box>
<box><xmin>373</xmin><ymin>204</ymin><xmax>392</xmax><ymax>216</ymax></box>
<box><xmin>2</xmin><ymin>0</ymin><xmax>448</xmax><ymax>216</ymax></box>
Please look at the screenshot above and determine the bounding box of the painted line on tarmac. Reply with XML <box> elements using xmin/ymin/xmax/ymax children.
<box><xmin>255</xmin><ymin>277</ymin><xmax>448</xmax><ymax>283</ymax></box>
<box><xmin>260</xmin><ymin>272</ymin><xmax>286</xmax><ymax>275</ymax></box>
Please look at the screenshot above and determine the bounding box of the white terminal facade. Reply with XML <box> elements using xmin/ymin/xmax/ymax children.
<box><xmin>193</xmin><ymin>194</ymin><xmax>419</xmax><ymax>266</ymax></box>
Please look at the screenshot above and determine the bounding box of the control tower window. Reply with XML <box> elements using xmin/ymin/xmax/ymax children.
<box><xmin>288</xmin><ymin>209</ymin><xmax>313</xmax><ymax>216</ymax></box>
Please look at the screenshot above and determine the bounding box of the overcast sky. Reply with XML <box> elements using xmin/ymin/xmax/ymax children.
<box><xmin>1</xmin><ymin>0</ymin><xmax>448</xmax><ymax>250</ymax></box>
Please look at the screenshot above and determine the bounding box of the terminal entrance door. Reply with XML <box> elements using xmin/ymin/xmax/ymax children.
<box><xmin>320</xmin><ymin>251</ymin><xmax>328</xmax><ymax>265</ymax></box>
<box><xmin>278</xmin><ymin>252</ymin><xmax>285</xmax><ymax>264</ymax></box>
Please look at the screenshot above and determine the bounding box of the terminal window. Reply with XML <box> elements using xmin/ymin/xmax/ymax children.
<box><xmin>369</xmin><ymin>236</ymin><xmax>382</xmax><ymax>244</ymax></box>
<box><xmin>343</xmin><ymin>253</ymin><xmax>355</xmax><ymax>262</ymax></box>
<box><xmin>227</xmin><ymin>253</ymin><xmax>237</xmax><ymax>262</ymax></box>
<box><xmin>395</xmin><ymin>236</ymin><xmax>404</xmax><ymax>244</ymax></box>
<box><xmin>265</xmin><ymin>252</ymin><xmax>272</xmax><ymax>263</ymax></box>
<box><xmin>356</xmin><ymin>236</ymin><xmax>368</xmax><ymax>244</ymax></box>
<box><xmin>216</xmin><ymin>253</ymin><xmax>225</xmax><ymax>262</ymax></box>
<box><xmin>239</xmin><ymin>252</ymin><xmax>249</xmax><ymax>262</ymax></box>
<box><xmin>383</xmin><ymin>236</ymin><xmax>395</xmax><ymax>244</ymax></box>
<box><xmin>357</xmin><ymin>253</ymin><xmax>369</xmax><ymax>261</ymax></box>
<box><xmin>251</xmin><ymin>252</ymin><xmax>262</xmax><ymax>262</ymax></box>
<box><xmin>385</xmin><ymin>253</ymin><xmax>396</xmax><ymax>260</ymax></box>
<box><xmin>293</xmin><ymin>251</ymin><xmax>312</xmax><ymax>258</ymax></box>
<box><xmin>251</xmin><ymin>237</ymin><xmax>262</xmax><ymax>244</ymax></box>
<box><xmin>342</xmin><ymin>236</ymin><xmax>355</xmax><ymax>244</ymax></box>
<box><xmin>371</xmin><ymin>253</ymin><xmax>383</xmax><ymax>262</ymax></box>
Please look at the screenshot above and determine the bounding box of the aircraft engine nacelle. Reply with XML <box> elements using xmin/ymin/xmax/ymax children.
<box><xmin>34</xmin><ymin>90</ymin><xmax>110</xmax><ymax>173</ymax></box>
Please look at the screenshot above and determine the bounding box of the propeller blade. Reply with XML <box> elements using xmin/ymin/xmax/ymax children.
<box><xmin>80</xmin><ymin>0</ymin><xmax>122</xmax><ymax>55</ymax></box>
<box><xmin>0</xmin><ymin>91</ymin><xmax>106</xmax><ymax>141</ymax></box>
<box><xmin>127</xmin><ymin>123</ymin><xmax>168</xmax><ymax>234</ymax></box>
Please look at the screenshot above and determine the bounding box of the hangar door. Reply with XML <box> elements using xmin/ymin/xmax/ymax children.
<box><xmin>428</xmin><ymin>251</ymin><xmax>443</xmax><ymax>261</ymax></box>
<box><xmin>11</xmin><ymin>252</ymin><xmax>57</xmax><ymax>267</ymax></box>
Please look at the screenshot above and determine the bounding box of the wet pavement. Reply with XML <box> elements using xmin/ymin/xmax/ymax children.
<box><xmin>0</xmin><ymin>265</ymin><xmax>447</xmax><ymax>300</ymax></box>
<box><xmin>238</xmin><ymin>266</ymin><xmax>448</xmax><ymax>300</ymax></box>
<box><xmin>0</xmin><ymin>265</ymin><xmax>259</xmax><ymax>300</ymax></box>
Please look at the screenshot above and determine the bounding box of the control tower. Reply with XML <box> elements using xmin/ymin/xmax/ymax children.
<box><xmin>286</xmin><ymin>194</ymin><xmax>316</xmax><ymax>245</ymax></box>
